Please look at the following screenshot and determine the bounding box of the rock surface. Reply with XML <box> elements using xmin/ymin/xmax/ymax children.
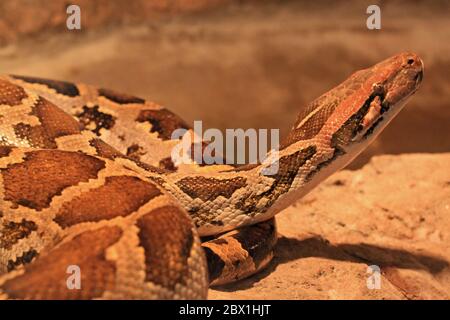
<box><xmin>209</xmin><ymin>153</ymin><xmax>450</xmax><ymax>300</ymax></box>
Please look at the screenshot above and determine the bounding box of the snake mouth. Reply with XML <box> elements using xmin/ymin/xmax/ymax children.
<box><xmin>414</xmin><ymin>70</ymin><xmax>424</xmax><ymax>84</ymax></box>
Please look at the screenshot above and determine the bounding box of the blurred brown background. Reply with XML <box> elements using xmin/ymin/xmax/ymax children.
<box><xmin>0</xmin><ymin>0</ymin><xmax>449</xmax><ymax>169</ymax></box>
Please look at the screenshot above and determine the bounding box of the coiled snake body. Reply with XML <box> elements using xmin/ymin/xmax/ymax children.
<box><xmin>0</xmin><ymin>53</ymin><xmax>423</xmax><ymax>299</ymax></box>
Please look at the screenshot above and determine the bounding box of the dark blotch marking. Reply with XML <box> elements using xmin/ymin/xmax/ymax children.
<box><xmin>203</xmin><ymin>246</ymin><xmax>226</xmax><ymax>283</ymax></box>
<box><xmin>14</xmin><ymin>123</ymin><xmax>56</xmax><ymax>149</ymax></box>
<box><xmin>158</xmin><ymin>157</ymin><xmax>176</xmax><ymax>171</ymax></box>
<box><xmin>176</xmin><ymin>176</ymin><xmax>247</xmax><ymax>202</ymax></box>
<box><xmin>14</xmin><ymin>97</ymin><xmax>81</xmax><ymax>148</ymax></box>
<box><xmin>136</xmin><ymin>109</ymin><xmax>189</xmax><ymax>141</ymax></box>
<box><xmin>0</xmin><ymin>79</ymin><xmax>28</xmax><ymax>105</ymax></box>
<box><xmin>2</xmin><ymin>226</ymin><xmax>121</xmax><ymax>299</ymax></box>
<box><xmin>209</xmin><ymin>220</ymin><xmax>225</xmax><ymax>227</ymax></box>
<box><xmin>236</xmin><ymin>146</ymin><xmax>316</xmax><ymax>215</ymax></box>
<box><xmin>89</xmin><ymin>138</ymin><xmax>124</xmax><ymax>159</ymax></box>
<box><xmin>230</xmin><ymin>219</ymin><xmax>277</xmax><ymax>269</ymax></box>
<box><xmin>98</xmin><ymin>87</ymin><xmax>145</xmax><ymax>104</ymax></box>
<box><xmin>137</xmin><ymin>206</ymin><xmax>195</xmax><ymax>290</ymax></box>
<box><xmin>1</xmin><ymin>150</ymin><xmax>105</xmax><ymax>210</ymax></box>
<box><xmin>211</xmin><ymin>238</ymin><xmax>228</xmax><ymax>245</ymax></box>
<box><xmin>203</xmin><ymin>219</ymin><xmax>277</xmax><ymax>284</ymax></box>
<box><xmin>0</xmin><ymin>146</ymin><xmax>12</xmax><ymax>158</ymax></box>
<box><xmin>12</xmin><ymin>75</ymin><xmax>80</xmax><ymax>97</ymax></box>
<box><xmin>55</xmin><ymin>176</ymin><xmax>162</xmax><ymax>228</ymax></box>
<box><xmin>76</xmin><ymin>105</ymin><xmax>116</xmax><ymax>136</ymax></box>
<box><xmin>187</xmin><ymin>206</ymin><xmax>200</xmax><ymax>214</ymax></box>
<box><xmin>126</xmin><ymin>144</ymin><xmax>145</xmax><ymax>161</ymax></box>
<box><xmin>31</xmin><ymin>97</ymin><xmax>81</xmax><ymax>137</ymax></box>
<box><xmin>0</xmin><ymin>219</ymin><xmax>38</xmax><ymax>250</ymax></box>
<box><xmin>7</xmin><ymin>249</ymin><xmax>38</xmax><ymax>272</ymax></box>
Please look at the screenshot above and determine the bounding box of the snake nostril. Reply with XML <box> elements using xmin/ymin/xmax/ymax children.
<box><xmin>407</xmin><ymin>58</ymin><xmax>415</xmax><ymax>65</ymax></box>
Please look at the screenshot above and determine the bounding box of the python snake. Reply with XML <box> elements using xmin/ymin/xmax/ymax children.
<box><xmin>0</xmin><ymin>52</ymin><xmax>423</xmax><ymax>299</ymax></box>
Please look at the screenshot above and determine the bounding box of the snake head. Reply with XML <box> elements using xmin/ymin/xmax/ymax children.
<box><xmin>377</xmin><ymin>52</ymin><xmax>424</xmax><ymax>110</ymax></box>
<box><xmin>329</xmin><ymin>52</ymin><xmax>424</xmax><ymax>150</ymax></box>
<box><xmin>283</xmin><ymin>52</ymin><xmax>423</xmax><ymax>155</ymax></box>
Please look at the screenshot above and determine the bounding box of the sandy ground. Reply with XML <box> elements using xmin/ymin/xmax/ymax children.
<box><xmin>0</xmin><ymin>0</ymin><xmax>449</xmax><ymax>299</ymax></box>
<box><xmin>209</xmin><ymin>153</ymin><xmax>450</xmax><ymax>299</ymax></box>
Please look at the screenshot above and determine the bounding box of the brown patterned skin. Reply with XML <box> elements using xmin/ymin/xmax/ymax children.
<box><xmin>2</xmin><ymin>226</ymin><xmax>123</xmax><ymax>299</ymax></box>
<box><xmin>0</xmin><ymin>52</ymin><xmax>423</xmax><ymax>299</ymax></box>
<box><xmin>2</xmin><ymin>150</ymin><xmax>105</xmax><ymax>210</ymax></box>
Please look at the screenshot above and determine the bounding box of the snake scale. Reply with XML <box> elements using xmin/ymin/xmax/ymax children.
<box><xmin>0</xmin><ymin>52</ymin><xmax>423</xmax><ymax>299</ymax></box>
